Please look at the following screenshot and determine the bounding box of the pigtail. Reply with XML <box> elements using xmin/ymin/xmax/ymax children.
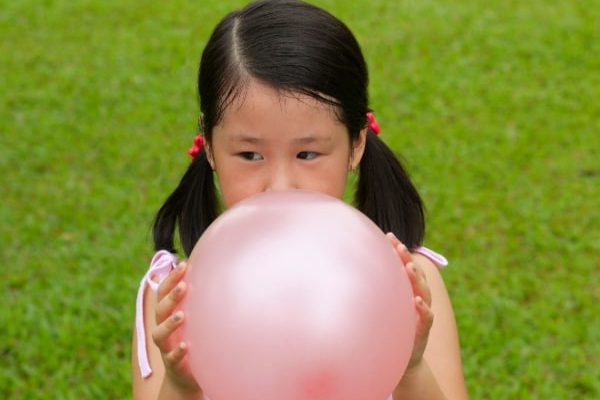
<box><xmin>355</xmin><ymin>132</ymin><xmax>425</xmax><ymax>249</ymax></box>
<box><xmin>152</xmin><ymin>150</ymin><xmax>218</xmax><ymax>256</ymax></box>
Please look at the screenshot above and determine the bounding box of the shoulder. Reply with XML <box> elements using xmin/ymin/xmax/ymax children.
<box><xmin>412</xmin><ymin>254</ymin><xmax>469</xmax><ymax>397</ymax></box>
<box><xmin>412</xmin><ymin>252</ymin><xmax>446</xmax><ymax>285</ymax></box>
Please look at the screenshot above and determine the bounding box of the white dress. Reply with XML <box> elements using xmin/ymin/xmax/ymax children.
<box><xmin>135</xmin><ymin>248</ymin><xmax>448</xmax><ymax>399</ymax></box>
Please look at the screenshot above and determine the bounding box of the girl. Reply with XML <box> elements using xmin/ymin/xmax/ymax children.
<box><xmin>132</xmin><ymin>1</ymin><xmax>468</xmax><ymax>399</ymax></box>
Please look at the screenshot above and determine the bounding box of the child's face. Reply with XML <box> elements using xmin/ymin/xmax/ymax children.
<box><xmin>206</xmin><ymin>80</ymin><xmax>366</xmax><ymax>208</ymax></box>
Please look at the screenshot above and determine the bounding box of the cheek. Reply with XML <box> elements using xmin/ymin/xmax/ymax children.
<box><xmin>309</xmin><ymin>169</ymin><xmax>349</xmax><ymax>199</ymax></box>
<box><xmin>217</xmin><ymin>179</ymin><xmax>247</xmax><ymax>209</ymax></box>
<box><xmin>216</xmin><ymin>172</ymin><xmax>261</xmax><ymax>209</ymax></box>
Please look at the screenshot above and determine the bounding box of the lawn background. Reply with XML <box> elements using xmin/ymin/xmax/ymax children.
<box><xmin>1</xmin><ymin>0</ymin><xmax>598</xmax><ymax>398</ymax></box>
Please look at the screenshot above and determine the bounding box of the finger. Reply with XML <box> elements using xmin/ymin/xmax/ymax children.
<box><xmin>405</xmin><ymin>261</ymin><xmax>431</xmax><ymax>307</ymax></box>
<box><xmin>415</xmin><ymin>296</ymin><xmax>434</xmax><ymax>333</ymax></box>
<box><xmin>164</xmin><ymin>341</ymin><xmax>189</xmax><ymax>368</ymax></box>
<box><xmin>405</xmin><ymin>261</ymin><xmax>418</xmax><ymax>296</ymax></box>
<box><xmin>157</xmin><ymin>261</ymin><xmax>188</xmax><ymax>301</ymax></box>
<box><xmin>156</xmin><ymin>280</ymin><xmax>188</xmax><ymax>323</ymax></box>
<box><xmin>412</xmin><ymin>262</ymin><xmax>432</xmax><ymax>306</ymax></box>
<box><xmin>152</xmin><ymin>310</ymin><xmax>184</xmax><ymax>352</ymax></box>
<box><xmin>386</xmin><ymin>232</ymin><xmax>411</xmax><ymax>265</ymax></box>
<box><xmin>386</xmin><ymin>232</ymin><xmax>401</xmax><ymax>247</ymax></box>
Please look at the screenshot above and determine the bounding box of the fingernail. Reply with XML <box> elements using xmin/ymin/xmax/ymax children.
<box><xmin>174</xmin><ymin>282</ymin><xmax>183</xmax><ymax>294</ymax></box>
<box><xmin>172</xmin><ymin>311</ymin><xmax>183</xmax><ymax>322</ymax></box>
<box><xmin>175</xmin><ymin>262</ymin><xmax>187</xmax><ymax>272</ymax></box>
<box><xmin>416</xmin><ymin>296</ymin><xmax>423</xmax><ymax>305</ymax></box>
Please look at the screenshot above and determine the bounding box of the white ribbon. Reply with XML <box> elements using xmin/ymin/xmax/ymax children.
<box><xmin>135</xmin><ymin>250</ymin><xmax>178</xmax><ymax>378</ymax></box>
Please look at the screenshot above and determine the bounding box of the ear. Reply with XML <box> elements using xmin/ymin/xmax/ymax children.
<box><xmin>349</xmin><ymin>127</ymin><xmax>367</xmax><ymax>171</ymax></box>
<box><xmin>204</xmin><ymin>142</ymin><xmax>215</xmax><ymax>170</ymax></box>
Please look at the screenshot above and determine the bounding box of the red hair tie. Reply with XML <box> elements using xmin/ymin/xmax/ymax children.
<box><xmin>187</xmin><ymin>133</ymin><xmax>205</xmax><ymax>159</ymax></box>
<box><xmin>366</xmin><ymin>112</ymin><xmax>381</xmax><ymax>135</ymax></box>
<box><xmin>188</xmin><ymin>114</ymin><xmax>377</xmax><ymax>159</ymax></box>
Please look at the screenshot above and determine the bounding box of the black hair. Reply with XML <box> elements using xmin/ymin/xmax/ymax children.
<box><xmin>153</xmin><ymin>0</ymin><xmax>425</xmax><ymax>256</ymax></box>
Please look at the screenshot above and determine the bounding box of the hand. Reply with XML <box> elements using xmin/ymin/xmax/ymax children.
<box><xmin>151</xmin><ymin>261</ymin><xmax>201</xmax><ymax>394</ymax></box>
<box><xmin>386</xmin><ymin>233</ymin><xmax>434</xmax><ymax>371</ymax></box>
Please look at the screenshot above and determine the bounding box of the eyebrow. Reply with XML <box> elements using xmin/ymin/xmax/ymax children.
<box><xmin>229</xmin><ymin>134</ymin><xmax>332</xmax><ymax>144</ymax></box>
<box><xmin>229</xmin><ymin>134</ymin><xmax>263</xmax><ymax>144</ymax></box>
<box><xmin>293</xmin><ymin>136</ymin><xmax>332</xmax><ymax>144</ymax></box>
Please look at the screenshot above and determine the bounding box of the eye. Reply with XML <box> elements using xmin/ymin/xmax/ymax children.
<box><xmin>297</xmin><ymin>151</ymin><xmax>318</xmax><ymax>160</ymax></box>
<box><xmin>239</xmin><ymin>152</ymin><xmax>263</xmax><ymax>161</ymax></box>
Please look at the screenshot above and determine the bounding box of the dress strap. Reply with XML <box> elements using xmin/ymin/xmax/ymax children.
<box><xmin>414</xmin><ymin>246</ymin><xmax>448</xmax><ymax>268</ymax></box>
<box><xmin>135</xmin><ymin>250</ymin><xmax>178</xmax><ymax>378</ymax></box>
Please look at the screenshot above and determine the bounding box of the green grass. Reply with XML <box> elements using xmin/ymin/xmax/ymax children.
<box><xmin>1</xmin><ymin>0</ymin><xmax>598</xmax><ymax>398</ymax></box>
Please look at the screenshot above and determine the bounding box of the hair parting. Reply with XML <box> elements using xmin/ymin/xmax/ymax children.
<box><xmin>152</xmin><ymin>0</ymin><xmax>426</xmax><ymax>256</ymax></box>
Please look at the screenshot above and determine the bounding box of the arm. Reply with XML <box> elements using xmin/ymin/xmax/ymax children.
<box><xmin>132</xmin><ymin>282</ymin><xmax>166</xmax><ymax>399</ymax></box>
<box><xmin>417</xmin><ymin>254</ymin><xmax>468</xmax><ymax>397</ymax></box>
<box><xmin>132</xmin><ymin>262</ymin><xmax>204</xmax><ymax>400</ymax></box>
<box><xmin>392</xmin><ymin>254</ymin><xmax>468</xmax><ymax>399</ymax></box>
<box><xmin>386</xmin><ymin>234</ymin><xmax>468</xmax><ymax>399</ymax></box>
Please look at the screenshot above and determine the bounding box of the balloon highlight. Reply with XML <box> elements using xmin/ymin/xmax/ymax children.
<box><xmin>184</xmin><ymin>190</ymin><xmax>415</xmax><ymax>400</ymax></box>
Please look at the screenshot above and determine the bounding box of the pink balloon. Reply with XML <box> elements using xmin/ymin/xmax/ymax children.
<box><xmin>184</xmin><ymin>190</ymin><xmax>415</xmax><ymax>400</ymax></box>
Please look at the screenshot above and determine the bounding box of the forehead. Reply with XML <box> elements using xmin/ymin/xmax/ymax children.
<box><xmin>221</xmin><ymin>79</ymin><xmax>341</xmax><ymax>121</ymax></box>
<box><xmin>212</xmin><ymin>80</ymin><xmax>351</xmax><ymax>147</ymax></box>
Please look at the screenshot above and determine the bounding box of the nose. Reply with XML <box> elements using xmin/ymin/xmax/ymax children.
<box><xmin>266</xmin><ymin>163</ymin><xmax>296</xmax><ymax>192</ymax></box>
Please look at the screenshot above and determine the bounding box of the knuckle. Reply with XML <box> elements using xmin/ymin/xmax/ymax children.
<box><xmin>426</xmin><ymin>315</ymin><xmax>434</xmax><ymax>329</ymax></box>
<box><xmin>158</xmin><ymin>271</ymin><xmax>173</xmax><ymax>296</ymax></box>
<box><xmin>157</xmin><ymin>282</ymin><xmax>170</xmax><ymax>299</ymax></box>
<box><xmin>166</xmin><ymin>345</ymin><xmax>182</xmax><ymax>365</ymax></box>
<box><xmin>164</xmin><ymin>350</ymin><xmax>176</xmax><ymax>364</ymax></box>
<box><xmin>155</xmin><ymin>305</ymin><xmax>167</xmax><ymax>324</ymax></box>
<box><xmin>157</xmin><ymin>294</ymin><xmax>178</xmax><ymax>318</ymax></box>
<box><xmin>151</xmin><ymin>327</ymin><xmax>162</xmax><ymax>346</ymax></box>
<box><xmin>157</xmin><ymin>269</ymin><xmax>181</xmax><ymax>296</ymax></box>
<box><xmin>424</xmin><ymin>308</ymin><xmax>434</xmax><ymax>324</ymax></box>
